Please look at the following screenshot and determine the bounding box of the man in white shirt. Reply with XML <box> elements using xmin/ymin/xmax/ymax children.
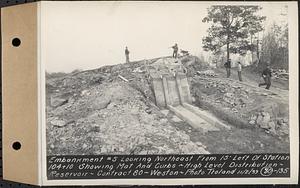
<box><xmin>237</xmin><ymin>61</ymin><xmax>242</xmax><ymax>81</ymax></box>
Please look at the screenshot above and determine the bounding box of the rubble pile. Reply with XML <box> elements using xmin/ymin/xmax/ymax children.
<box><xmin>196</xmin><ymin>70</ymin><xmax>217</xmax><ymax>77</ymax></box>
<box><xmin>46</xmin><ymin>55</ymin><xmax>290</xmax><ymax>154</ymax></box>
<box><xmin>47</xmin><ymin>61</ymin><xmax>156</xmax><ymax>105</ymax></box>
<box><xmin>191</xmin><ymin>76</ymin><xmax>289</xmax><ymax>141</ymax></box>
<box><xmin>46</xmin><ymin>58</ymin><xmax>209</xmax><ymax>155</ymax></box>
<box><xmin>249</xmin><ymin>112</ymin><xmax>289</xmax><ymax>137</ymax></box>
<box><xmin>272</xmin><ymin>69</ymin><xmax>289</xmax><ymax>80</ymax></box>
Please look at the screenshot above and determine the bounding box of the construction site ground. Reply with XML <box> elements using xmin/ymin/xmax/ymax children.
<box><xmin>46</xmin><ymin>56</ymin><xmax>290</xmax><ymax>155</ymax></box>
<box><xmin>190</xmin><ymin>67</ymin><xmax>289</xmax><ymax>153</ymax></box>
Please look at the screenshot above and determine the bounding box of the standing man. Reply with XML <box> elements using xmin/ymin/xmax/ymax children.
<box><xmin>259</xmin><ymin>64</ymin><xmax>272</xmax><ymax>89</ymax></box>
<box><xmin>224</xmin><ymin>58</ymin><xmax>231</xmax><ymax>78</ymax></box>
<box><xmin>171</xmin><ymin>43</ymin><xmax>178</xmax><ymax>58</ymax></box>
<box><xmin>125</xmin><ymin>46</ymin><xmax>130</xmax><ymax>63</ymax></box>
<box><xmin>237</xmin><ymin>61</ymin><xmax>242</xmax><ymax>81</ymax></box>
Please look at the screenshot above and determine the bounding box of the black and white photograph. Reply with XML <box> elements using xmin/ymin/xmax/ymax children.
<box><xmin>42</xmin><ymin>1</ymin><xmax>297</xmax><ymax>183</ymax></box>
<box><xmin>45</xmin><ymin>1</ymin><xmax>290</xmax><ymax>155</ymax></box>
<box><xmin>1</xmin><ymin>0</ymin><xmax>298</xmax><ymax>186</ymax></box>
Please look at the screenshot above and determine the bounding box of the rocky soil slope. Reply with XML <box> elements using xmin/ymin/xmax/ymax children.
<box><xmin>46</xmin><ymin>56</ymin><xmax>290</xmax><ymax>155</ymax></box>
<box><xmin>46</xmin><ymin>57</ymin><xmax>209</xmax><ymax>155</ymax></box>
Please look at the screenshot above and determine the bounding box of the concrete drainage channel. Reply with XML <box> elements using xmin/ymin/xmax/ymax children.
<box><xmin>150</xmin><ymin>59</ymin><xmax>230</xmax><ymax>132</ymax></box>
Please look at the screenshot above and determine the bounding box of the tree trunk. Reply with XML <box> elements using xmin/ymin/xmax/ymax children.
<box><xmin>226</xmin><ymin>31</ymin><xmax>230</xmax><ymax>62</ymax></box>
<box><xmin>256</xmin><ymin>39</ymin><xmax>259</xmax><ymax>59</ymax></box>
<box><xmin>250</xmin><ymin>34</ymin><xmax>253</xmax><ymax>64</ymax></box>
<box><xmin>226</xmin><ymin>42</ymin><xmax>230</xmax><ymax>61</ymax></box>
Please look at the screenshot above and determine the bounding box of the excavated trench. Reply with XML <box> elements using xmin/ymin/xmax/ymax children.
<box><xmin>148</xmin><ymin>57</ymin><xmax>289</xmax><ymax>154</ymax></box>
<box><xmin>149</xmin><ymin>58</ymin><xmax>229</xmax><ymax>133</ymax></box>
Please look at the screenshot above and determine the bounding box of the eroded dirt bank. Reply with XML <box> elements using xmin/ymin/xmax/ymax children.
<box><xmin>46</xmin><ymin>56</ymin><xmax>290</xmax><ymax>155</ymax></box>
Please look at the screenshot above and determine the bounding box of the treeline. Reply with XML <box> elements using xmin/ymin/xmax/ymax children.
<box><xmin>260</xmin><ymin>23</ymin><xmax>288</xmax><ymax>70</ymax></box>
<box><xmin>202</xmin><ymin>5</ymin><xmax>289</xmax><ymax>71</ymax></box>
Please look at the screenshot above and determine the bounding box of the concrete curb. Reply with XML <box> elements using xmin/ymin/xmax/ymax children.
<box><xmin>182</xmin><ymin>103</ymin><xmax>231</xmax><ymax>130</ymax></box>
<box><xmin>168</xmin><ymin>105</ymin><xmax>220</xmax><ymax>133</ymax></box>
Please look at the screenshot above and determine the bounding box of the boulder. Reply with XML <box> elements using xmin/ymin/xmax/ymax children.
<box><xmin>262</xmin><ymin>112</ymin><xmax>271</xmax><ymax>122</ymax></box>
<box><xmin>82</xmin><ymin>143</ymin><xmax>88</xmax><ymax>149</ymax></box>
<box><xmin>260</xmin><ymin>122</ymin><xmax>269</xmax><ymax>129</ymax></box>
<box><xmin>277</xmin><ymin>119</ymin><xmax>284</xmax><ymax>125</ymax></box>
<box><xmin>268</xmin><ymin>122</ymin><xmax>277</xmax><ymax>134</ymax></box>
<box><xmin>195</xmin><ymin>141</ymin><xmax>206</xmax><ymax>148</ymax></box>
<box><xmin>256</xmin><ymin>115</ymin><xmax>263</xmax><ymax>126</ymax></box>
<box><xmin>250</xmin><ymin>114</ymin><xmax>257</xmax><ymax>121</ymax></box>
<box><xmin>145</xmin><ymin>107</ymin><xmax>152</xmax><ymax>114</ymax></box>
<box><xmin>192</xmin><ymin>97</ymin><xmax>196</xmax><ymax>102</ymax></box>
<box><xmin>279</xmin><ymin>126</ymin><xmax>289</xmax><ymax>135</ymax></box>
<box><xmin>92</xmin><ymin>98</ymin><xmax>111</xmax><ymax>110</ymax></box>
<box><xmin>107</xmin><ymin>102</ymin><xmax>116</xmax><ymax>110</ymax></box>
<box><xmin>172</xmin><ymin>116</ymin><xmax>182</xmax><ymax>123</ymax></box>
<box><xmin>160</xmin><ymin>118</ymin><xmax>168</xmax><ymax>124</ymax></box>
<box><xmin>81</xmin><ymin>90</ymin><xmax>90</xmax><ymax>96</ymax></box>
<box><xmin>50</xmin><ymin>97</ymin><xmax>68</xmax><ymax>107</ymax></box>
<box><xmin>249</xmin><ymin>120</ymin><xmax>256</xmax><ymax>125</ymax></box>
<box><xmin>160</xmin><ymin>110</ymin><xmax>169</xmax><ymax>116</ymax></box>
<box><xmin>51</xmin><ymin>119</ymin><xmax>67</xmax><ymax>127</ymax></box>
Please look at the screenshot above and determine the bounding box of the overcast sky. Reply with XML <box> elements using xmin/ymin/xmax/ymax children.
<box><xmin>41</xmin><ymin>1</ymin><xmax>289</xmax><ymax>73</ymax></box>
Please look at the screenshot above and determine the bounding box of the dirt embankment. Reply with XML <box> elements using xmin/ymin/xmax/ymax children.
<box><xmin>46</xmin><ymin>56</ymin><xmax>290</xmax><ymax>155</ymax></box>
<box><xmin>46</xmin><ymin>58</ymin><xmax>208</xmax><ymax>155</ymax></box>
<box><xmin>187</xmin><ymin>66</ymin><xmax>289</xmax><ymax>146</ymax></box>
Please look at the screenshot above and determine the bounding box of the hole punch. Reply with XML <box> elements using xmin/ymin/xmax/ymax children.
<box><xmin>12</xmin><ymin>38</ymin><xmax>21</xmax><ymax>47</ymax></box>
<box><xmin>12</xmin><ymin>142</ymin><xmax>21</xmax><ymax>150</ymax></box>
